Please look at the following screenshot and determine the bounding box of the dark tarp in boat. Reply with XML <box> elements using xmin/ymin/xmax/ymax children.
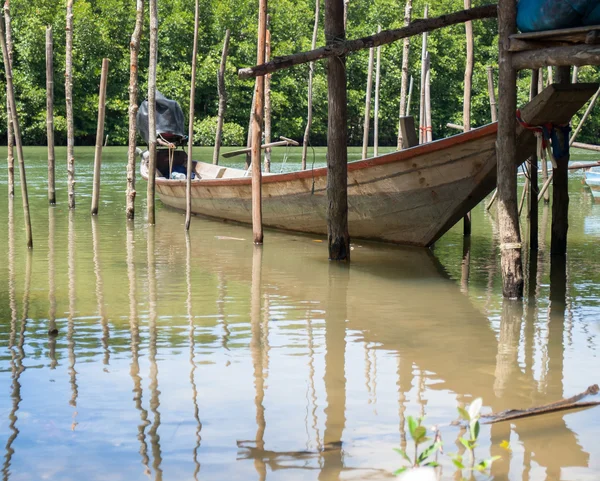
<box><xmin>517</xmin><ymin>0</ymin><xmax>600</xmax><ymax>32</ymax></box>
<box><xmin>136</xmin><ymin>91</ymin><xmax>186</xmax><ymax>145</ymax></box>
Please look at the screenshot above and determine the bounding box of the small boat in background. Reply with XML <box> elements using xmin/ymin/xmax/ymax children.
<box><xmin>584</xmin><ymin>166</ymin><xmax>600</xmax><ymax>202</ymax></box>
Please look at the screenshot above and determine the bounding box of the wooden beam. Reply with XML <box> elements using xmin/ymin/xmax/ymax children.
<box><xmin>572</xmin><ymin>141</ymin><xmax>600</xmax><ymax>152</ymax></box>
<box><xmin>238</xmin><ymin>4</ymin><xmax>498</xmax><ymax>79</ymax></box>
<box><xmin>512</xmin><ymin>44</ymin><xmax>600</xmax><ymax>71</ymax></box>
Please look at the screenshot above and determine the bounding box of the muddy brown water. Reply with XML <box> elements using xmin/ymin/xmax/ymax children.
<box><xmin>1</xmin><ymin>146</ymin><xmax>600</xmax><ymax>480</ymax></box>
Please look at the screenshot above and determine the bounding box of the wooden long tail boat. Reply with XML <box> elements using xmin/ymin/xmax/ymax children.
<box><xmin>140</xmin><ymin>83</ymin><xmax>597</xmax><ymax>247</ymax></box>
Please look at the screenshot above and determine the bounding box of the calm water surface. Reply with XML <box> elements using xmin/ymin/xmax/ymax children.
<box><xmin>1</xmin><ymin>146</ymin><xmax>600</xmax><ymax>481</ymax></box>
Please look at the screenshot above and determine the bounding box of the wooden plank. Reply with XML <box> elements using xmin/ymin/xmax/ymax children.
<box><xmin>508</xmin><ymin>38</ymin><xmax>572</xmax><ymax>52</ymax></box>
<box><xmin>512</xmin><ymin>44</ymin><xmax>600</xmax><ymax>70</ymax></box>
<box><xmin>511</xmin><ymin>24</ymin><xmax>600</xmax><ymax>42</ymax></box>
<box><xmin>399</xmin><ymin>116</ymin><xmax>418</xmax><ymax>149</ymax></box>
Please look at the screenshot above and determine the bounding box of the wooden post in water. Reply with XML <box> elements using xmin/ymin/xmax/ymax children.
<box><xmin>551</xmin><ymin>66</ymin><xmax>571</xmax><ymax>256</ymax></box>
<box><xmin>126</xmin><ymin>0</ymin><xmax>144</xmax><ymax>220</ymax></box>
<box><xmin>251</xmin><ymin>0</ymin><xmax>267</xmax><ymax>244</ymax></box>
<box><xmin>362</xmin><ymin>45</ymin><xmax>374</xmax><ymax>159</ymax></box>
<box><xmin>0</xmin><ymin>13</ymin><xmax>32</xmax><ymax>248</ymax></box>
<box><xmin>213</xmin><ymin>29</ymin><xmax>230</xmax><ymax>165</ymax></box>
<box><xmin>264</xmin><ymin>24</ymin><xmax>272</xmax><ymax>173</ymax></box>
<box><xmin>463</xmin><ymin>0</ymin><xmax>474</xmax><ymax>236</ymax></box>
<box><xmin>91</xmin><ymin>58</ymin><xmax>109</xmax><ymax>216</ymax></box>
<box><xmin>66</xmin><ymin>0</ymin><xmax>75</xmax><ymax>209</ymax></box>
<box><xmin>326</xmin><ymin>0</ymin><xmax>350</xmax><ymax>260</ymax></box>
<box><xmin>487</xmin><ymin>66</ymin><xmax>497</xmax><ymax>122</ymax></box>
<box><xmin>497</xmin><ymin>0</ymin><xmax>523</xmax><ymax>298</ymax></box>
<box><xmin>4</xmin><ymin>0</ymin><xmax>14</xmax><ymax>198</ymax></box>
<box><xmin>301</xmin><ymin>0</ymin><xmax>320</xmax><ymax>170</ymax></box>
<box><xmin>529</xmin><ymin>69</ymin><xmax>539</xmax><ymax>251</ymax></box>
<box><xmin>418</xmin><ymin>5</ymin><xmax>428</xmax><ymax>144</ymax></box>
<box><xmin>186</xmin><ymin>0</ymin><xmax>200</xmax><ymax>230</ymax></box>
<box><xmin>374</xmin><ymin>25</ymin><xmax>382</xmax><ymax>157</ymax></box>
<box><xmin>397</xmin><ymin>0</ymin><xmax>412</xmax><ymax>149</ymax></box>
<box><xmin>147</xmin><ymin>0</ymin><xmax>158</xmax><ymax>225</ymax></box>
<box><xmin>46</xmin><ymin>26</ymin><xmax>56</xmax><ymax>205</ymax></box>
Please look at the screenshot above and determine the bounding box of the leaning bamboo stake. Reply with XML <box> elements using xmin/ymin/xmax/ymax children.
<box><xmin>374</xmin><ymin>25</ymin><xmax>382</xmax><ymax>157</ymax></box>
<box><xmin>424</xmin><ymin>52</ymin><xmax>432</xmax><ymax>143</ymax></box>
<box><xmin>4</xmin><ymin>0</ymin><xmax>14</xmax><ymax>197</ymax></box>
<box><xmin>185</xmin><ymin>0</ymin><xmax>200</xmax><ymax>231</ymax></box>
<box><xmin>406</xmin><ymin>75</ymin><xmax>414</xmax><ymax>116</ymax></box>
<box><xmin>245</xmin><ymin>85</ymin><xmax>256</xmax><ymax>169</ymax></box>
<box><xmin>46</xmin><ymin>26</ymin><xmax>56</xmax><ymax>205</ymax></box>
<box><xmin>570</xmin><ymin>86</ymin><xmax>600</xmax><ymax>146</ymax></box>
<box><xmin>486</xmin><ymin>66</ymin><xmax>497</xmax><ymax>122</ymax></box>
<box><xmin>264</xmin><ymin>26</ymin><xmax>272</xmax><ymax>173</ymax></box>
<box><xmin>397</xmin><ymin>0</ymin><xmax>412</xmax><ymax>149</ymax></box>
<box><xmin>213</xmin><ymin>29</ymin><xmax>230</xmax><ymax>165</ymax></box>
<box><xmin>91</xmin><ymin>58</ymin><xmax>109</xmax><ymax>216</ymax></box>
<box><xmin>147</xmin><ymin>0</ymin><xmax>158</xmax><ymax>225</ymax></box>
<box><xmin>0</xmin><ymin>12</ymin><xmax>32</xmax><ymax>248</ymax></box>
<box><xmin>251</xmin><ymin>0</ymin><xmax>267</xmax><ymax>244</ymax></box>
<box><xmin>418</xmin><ymin>5</ymin><xmax>428</xmax><ymax>144</ymax></box>
<box><xmin>301</xmin><ymin>0</ymin><xmax>320</xmax><ymax>170</ymax></box>
<box><xmin>362</xmin><ymin>45</ymin><xmax>375</xmax><ymax>159</ymax></box>
<box><xmin>66</xmin><ymin>0</ymin><xmax>75</xmax><ymax>209</ymax></box>
<box><xmin>126</xmin><ymin>0</ymin><xmax>144</xmax><ymax>220</ymax></box>
<box><xmin>463</xmin><ymin>0</ymin><xmax>474</xmax><ymax>236</ymax></box>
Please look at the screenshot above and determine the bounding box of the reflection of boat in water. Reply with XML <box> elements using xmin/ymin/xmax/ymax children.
<box><xmin>584</xmin><ymin>166</ymin><xmax>600</xmax><ymax>202</ymax></box>
<box><xmin>140</xmin><ymin>84</ymin><xmax>596</xmax><ymax>247</ymax></box>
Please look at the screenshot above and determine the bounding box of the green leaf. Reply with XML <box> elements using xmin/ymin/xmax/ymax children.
<box><xmin>452</xmin><ymin>459</ymin><xmax>465</xmax><ymax>470</ymax></box>
<box><xmin>417</xmin><ymin>442</ymin><xmax>441</xmax><ymax>463</ymax></box>
<box><xmin>459</xmin><ymin>437</ymin><xmax>471</xmax><ymax>450</ymax></box>
<box><xmin>393</xmin><ymin>448</ymin><xmax>412</xmax><ymax>464</ymax></box>
<box><xmin>457</xmin><ymin>407</ymin><xmax>470</xmax><ymax>421</ymax></box>
<box><xmin>471</xmin><ymin>420</ymin><xmax>480</xmax><ymax>440</ymax></box>
<box><xmin>393</xmin><ymin>467</ymin><xmax>408</xmax><ymax>476</ymax></box>
<box><xmin>408</xmin><ymin>416</ymin><xmax>418</xmax><ymax>439</ymax></box>
<box><xmin>424</xmin><ymin>461</ymin><xmax>440</xmax><ymax>468</ymax></box>
<box><xmin>414</xmin><ymin>426</ymin><xmax>427</xmax><ymax>444</ymax></box>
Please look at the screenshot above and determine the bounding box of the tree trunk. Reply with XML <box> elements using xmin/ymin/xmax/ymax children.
<box><xmin>186</xmin><ymin>0</ymin><xmax>200</xmax><ymax>230</ymax></box>
<box><xmin>362</xmin><ymin>45</ymin><xmax>374</xmax><ymax>159</ymax></box>
<box><xmin>0</xmin><ymin>13</ymin><xmax>32</xmax><ymax>248</ymax></box>
<box><xmin>264</xmin><ymin>27</ymin><xmax>272</xmax><ymax>173</ymax></box>
<box><xmin>147</xmin><ymin>0</ymin><xmax>158</xmax><ymax>225</ymax></box>
<box><xmin>126</xmin><ymin>0</ymin><xmax>144</xmax><ymax>220</ymax></box>
<box><xmin>213</xmin><ymin>29</ymin><xmax>230</xmax><ymax>165</ymax></box>
<box><xmin>463</xmin><ymin>0</ymin><xmax>474</xmax><ymax>236</ymax></box>
<box><xmin>91</xmin><ymin>58</ymin><xmax>109</xmax><ymax>216</ymax></box>
<box><xmin>373</xmin><ymin>25</ymin><xmax>381</xmax><ymax>157</ymax></box>
<box><xmin>66</xmin><ymin>0</ymin><xmax>75</xmax><ymax>209</ymax></box>
<box><xmin>46</xmin><ymin>26</ymin><xmax>56</xmax><ymax>205</ymax></box>
<box><xmin>251</xmin><ymin>0</ymin><xmax>267</xmax><ymax>244</ymax></box>
<box><xmin>497</xmin><ymin>0</ymin><xmax>523</xmax><ymax>299</ymax></box>
<box><xmin>397</xmin><ymin>0</ymin><xmax>412</xmax><ymax>149</ymax></box>
<box><xmin>325</xmin><ymin>0</ymin><xmax>350</xmax><ymax>261</ymax></box>
<box><xmin>301</xmin><ymin>0</ymin><xmax>320</xmax><ymax>170</ymax></box>
<box><xmin>4</xmin><ymin>0</ymin><xmax>14</xmax><ymax>197</ymax></box>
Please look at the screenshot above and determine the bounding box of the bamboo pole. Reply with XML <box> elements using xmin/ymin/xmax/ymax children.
<box><xmin>126</xmin><ymin>0</ymin><xmax>144</xmax><ymax>220</ymax></box>
<box><xmin>302</xmin><ymin>0</ymin><xmax>320</xmax><ymax>169</ymax></box>
<box><xmin>487</xmin><ymin>66</ymin><xmax>497</xmax><ymax>122</ymax></box>
<box><xmin>529</xmin><ymin>69</ymin><xmax>539</xmax><ymax>251</ymax></box>
<box><xmin>572</xmin><ymin>65</ymin><xmax>579</xmax><ymax>84</ymax></box>
<box><xmin>251</xmin><ymin>0</ymin><xmax>267</xmax><ymax>244</ymax></box>
<box><xmin>186</xmin><ymin>0</ymin><xmax>200</xmax><ymax>231</ymax></box>
<box><xmin>91</xmin><ymin>58</ymin><xmax>109</xmax><ymax>216</ymax></box>
<box><xmin>326</xmin><ymin>0</ymin><xmax>350</xmax><ymax>261</ymax></box>
<box><xmin>245</xmin><ymin>85</ymin><xmax>256</xmax><ymax>169</ymax></box>
<box><xmin>46</xmin><ymin>26</ymin><xmax>55</xmax><ymax>205</ymax></box>
<box><xmin>66</xmin><ymin>0</ymin><xmax>75</xmax><ymax>209</ymax></box>
<box><xmin>343</xmin><ymin>0</ymin><xmax>349</xmax><ymax>30</ymax></box>
<box><xmin>406</xmin><ymin>75</ymin><xmax>414</xmax><ymax>116</ymax></box>
<box><xmin>213</xmin><ymin>30</ymin><xmax>230</xmax><ymax>165</ymax></box>
<box><xmin>424</xmin><ymin>52</ymin><xmax>432</xmax><ymax>142</ymax></box>
<box><xmin>362</xmin><ymin>45</ymin><xmax>375</xmax><ymax>159</ymax></box>
<box><xmin>397</xmin><ymin>0</ymin><xmax>412</xmax><ymax>149</ymax></box>
<box><xmin>147</xmin><ymin>0</ymin><xmax>158</xmax><ymax>225</ymax></box>
<box><xmin>497</xmin><ymin>0</ymin><xmax>523</xmax><ymax>299</ymax></box>
<box><xmin>4</xmin><ymin>0</ymin><xmax>14</xmax><ymax>197</ymax></box>
<box><xmin>573</xmin><ymin>141</ymin><xmax>600</xmax><ymax>152</ymax></box>
<box><xmin>374</xmin><ymin>25</ymin><xmax>382</xmax><ymax>157</ymax></box>
<box><xmin>570</xmin><ymin>86</ymin><xmax>600</xmax><ymax>146</ymax></box>
<box><xmin>546</xmin><ymin>66</ymin><xmax>553</xmax><ymax>85</ymax></box>
<box><xmin>264</xmin><ymin>25</ymin><xmax>272</xmax><ymax>173</ymax></box>
<box><xmin>463</xmin><ymin>0</ymin><xmax>474</xmax><ymax>236</ymax></box>
<box><xmin>418</xmin><ymin>5</ymin><xmax>428</xmax><ymax>144</ymax></box>
<box><xmin>238</xmin><ymin>4</ymin><xmax>498</xmax><ymax>79</ymax></box>
<box><xmin>0</xmin><ymin>12</ymin><xmax>32</xmax><ymax>248</ymax></box>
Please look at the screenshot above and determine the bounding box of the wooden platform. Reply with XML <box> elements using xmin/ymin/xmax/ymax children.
<box><xmin>509</xmin><ymin>24</ymin><xmax>600</xmax><ymax>52</ymax></box>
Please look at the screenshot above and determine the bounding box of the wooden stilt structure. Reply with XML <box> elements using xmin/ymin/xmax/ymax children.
<box><xmin>147</xmin><ymin>0</ymin><xmax>158</xmax><ymax>225</ymax></box>
<box><xmin>362</xmin><ymin>45</ymin><xmax>374</xmax><ymax>159</ymax></box>
<box><xmin>463</xmin><ymin>0</ymin><xmax>474</xmax><ymax>236</ymax></box>
<box><xmin>325</xmin><ymin>0</ymin><xmax>350</xmax><ymax>260</ymax></box>
<box><xmin>46</xmin><ymin>26</ymin><xmax>55</xmax><ymax>205</ymax></box>
<box><xmin>126</xmin><ymin>0</ymin><xmax>144</xmax><ymax>220</ymax></box>
<box><xmin>213</xmin><ymin>29</ymin><xmax>230</xmax><ymax>165</ymax></box>
<box><xmin>301</xmin><ymin>0</ymin><xmax>320</xmax><ymax>170</ymax></box>
<box><xmin>66</xmin><ymin>0</ymin><xmax>75</xmax><ymax>209</ymax></box>
<box><xmin>397</xmin><ymin>0</ymin><xmax>412</xmax><ymax>149</ymax></box>
<box><xmin>497</xmin><ymin>0</ymin><xmax>523</xmax><ymax>298</ymax></box>
<box><xmin>0</xmin><ymin>11</ymin><xmax>33</xmax><ymax>248</ymax></box>
<box><xmin>529</xmin><ymin>69</ymin><xmax>539</xmax><ymax>251</ymax></box>
<box><xmin>91</xmin><ymin>58</ymin><xmax>109</xmax><ymax>216</ymax></box>
<box><xmin>251</xmin><ymin>0</ymin><xmax>267</xmax><ymax>244</ymax></box>
<box><xmin>264</xmin><ymin>25</ymin><xmax>272</xmax><ymax>173</ymax></box>
<box><xmin>374</xmin><ymin>26</ymin><xmax>382</xmax><ymax>157</ymax></box>
<box><xmin>186</xmin><ymin>0</ymin><xmax>200</xmax><ymax>231</ymax></box>
<box><xmin>4</xmin><ymin>0</ymin><xmax>14</xmax><ymax>198</ymax></box>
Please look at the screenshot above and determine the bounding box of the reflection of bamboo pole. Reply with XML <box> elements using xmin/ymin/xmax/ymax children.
<box><xmin>8</xmin><ymin>198</ymin><xmax>17</xmax><ymax>349</ymax></box>
<box><xmin>48</xmin><ymin>207</ymin><xmax>58</xmax><ymax>368</ymax></box>
<box><xmin>68</xmin><ymin>211</ymin><xmax>79</xmax><ymax>431</ymax></box>
<box><xmin>306</xmin><ymin>315</ymin><xmax>321</xmax><ymax>450</ymax></box>
<box><xmin>186</xmin><ymin>0</ymin><xmax>200</xmax><ymax>230</ymax></box>
<box><xmin>217</xmin><ymin>272</ymin><xmax>230</xmax><ymax>351</ymax></box>
<box><xmin>494</xmin><ymin>301</ymin><xmax>523</xmax><ymax>397</ymax></box>
<box><xmin>92</xmin><ymin>217</ymin><xmax>110</xmax><ymax>366</ymax></box>
<box><xmin>126</xmin><ymin>223</ymin><xmax>151</xmax><ymax>476</ymax></box>
<box><xmin>186</xmin><ymin>234</ymin><xmax>202</xmax><ymax>480</ymax></box>
<box><xmin>147</xmin><ymin>227</ymin><xmax>163</xmax><ymax>480</ymax></box>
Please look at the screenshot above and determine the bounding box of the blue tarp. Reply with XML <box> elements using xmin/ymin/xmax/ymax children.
<box><xmin>517</xmin><ymin>0</ymin><xmax>600</xmax><ymax>32</ymax></box>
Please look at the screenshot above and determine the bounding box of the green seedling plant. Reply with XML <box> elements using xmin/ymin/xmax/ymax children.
<box><xmin>394</xmin><ymin>416</ymin><xmax>442</xmax><ymax>476</ymax></box>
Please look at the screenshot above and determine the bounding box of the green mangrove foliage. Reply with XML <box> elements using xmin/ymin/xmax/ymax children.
<box><xmin>1</xmin><ymin>0</ymin><xmax>598</xmax><ymax>147</ymax></box>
